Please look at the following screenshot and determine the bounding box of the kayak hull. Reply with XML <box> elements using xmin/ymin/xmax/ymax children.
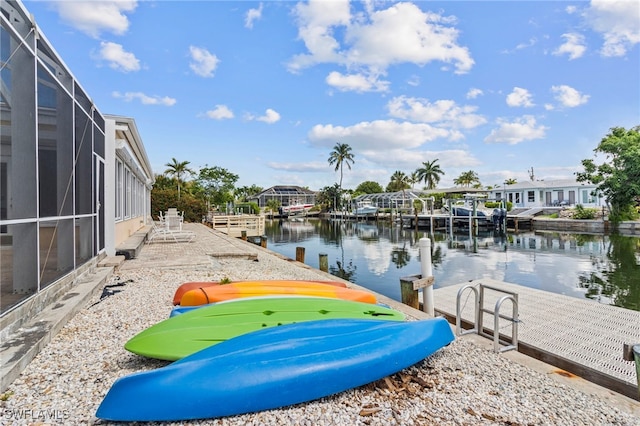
<box><xmin>125</xmin><ymin>297</ymin><xmax>404</xmax><ymax>360</ymax></box>
<box><xmin>179</xmin><ymin>281</ymin><xmax>376</xmax><ymax>306</ymax></box>
<box><xmin>172</xmin><ymin>280</ymin><xmax>348</xmax><ymax>305</ymax></box>
<box><xmin>97</xmin><ymin>317</ymin><xmax>455</xmax><ymax>422</ymax></box>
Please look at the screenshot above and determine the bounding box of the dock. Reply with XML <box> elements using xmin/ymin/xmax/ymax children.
<box><xmin>433</xmin><ymin>278</ymin><xmax>640</xmax><ymax>400</ymax></box>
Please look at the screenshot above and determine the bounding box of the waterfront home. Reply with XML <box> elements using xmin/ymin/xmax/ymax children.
<box><xmin>1</xmin><ymin>2</ymin><xmax>152</xmax><ymax>325</ymax></box>
<box><xmin>487</xmin><ymin>179</ymin><xmax>603</xmax><ymax>209</ymax></box>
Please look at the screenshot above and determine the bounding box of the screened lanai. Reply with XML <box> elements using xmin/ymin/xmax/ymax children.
<box><xmin>353</xmin><ymin>187</ymin><xmax>488</xmax><ymax>212</ymax></box>
<box><xmin>353</xmin><ymin>191</ymin><xmax>433</xmax><ymax>212</ymax></box>
<box><xmin>250</xmin><ymin>186</ymin><xmax>317</xmax><ymax>208</ymax></box>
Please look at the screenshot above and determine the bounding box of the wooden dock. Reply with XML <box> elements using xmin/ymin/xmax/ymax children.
<box><xmin>206</xmin><ymin>214</ymin><xmax>265</xmax><ymax>238</ymax></box>
<box><xmin>432</xmin><ymin>278</ymin><xmax>640</xmax><ymax>400</ymax></box>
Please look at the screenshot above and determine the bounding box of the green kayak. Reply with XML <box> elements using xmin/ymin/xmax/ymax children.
<box><xmin>125</xmin><ymin>296</ymin><xmax>405</xmax><ymax>361</ymax></box>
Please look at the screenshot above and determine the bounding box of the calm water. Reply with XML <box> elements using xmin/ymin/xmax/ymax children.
<box><xmin>264</xmin><ymin>218</ymin><xmax>640</xmax><ymax>312</ymax></box>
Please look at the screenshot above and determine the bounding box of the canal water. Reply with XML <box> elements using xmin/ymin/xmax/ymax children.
<box><xmin>264</xmin><ymin>218</ymin><xmax>640</xmax><ymax>312</ymax></box>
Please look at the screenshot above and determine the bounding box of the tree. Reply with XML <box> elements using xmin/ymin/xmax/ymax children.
<box><xmin>316</xmin><ymin>184</ymin><xmax>343</xmax><ymax>211</ymax></box>
<box><xmin>354</xmin><ymin>180</ymin><xmax>384</xmax><ymax>195</ymax></box>
<box><xmin>576</xmin><ymin>126</ymin><xmax>640</xmax><ymax>223</ymax></box>
<box><xmin>196</xmin><ymin>166</ymin><xmax>239</xmax><ymax>210</ymax></box>
<box><xmin>164</xmin><ymin>158</ymin><xmax>194</xmax><ymax>199</ymax></box>
<box><xmin>453</xmin><ymin>170</ymin><xmax>480</xmax><ymax>187</ymax></box>
<box><xmin>386</xmin><ymin>171</ymin><xmax>411</xmax><ymax>193</ymax></box>
<box><xmin>415</xmin><ymin>159</ymin><xmax>445</xmax><ymax>190</ymax></box>
<box><xmin>235</xmin><ymin>185</ymin><xmax>264</xmax><ymax>202</ymax></box>
<box><xmin>504</xmin><ymin>178</ymin><xmax>517</xmax><ymax>185</ymax></box>
<box><xmin>328</xmin><ymin>143</ymin><xmax>355</xmax><ymax>192</ymax></box>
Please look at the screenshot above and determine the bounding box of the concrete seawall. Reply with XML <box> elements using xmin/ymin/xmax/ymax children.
<box><xmin>533</xmin><ymin>218</ymin><xmax>640</xmax><ymax>236</ymax></box>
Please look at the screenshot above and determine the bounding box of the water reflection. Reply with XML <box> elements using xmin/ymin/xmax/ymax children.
<box><xmin>264</xmin><ymin>218</ymin><xmax>640</xmax><ymax>312</ymax></box>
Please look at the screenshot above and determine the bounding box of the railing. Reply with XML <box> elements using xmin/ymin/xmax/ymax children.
<box><xmin>207</xmin><ymin>214</ymin><xmax>265</xmax><ymax>238</ymax></box>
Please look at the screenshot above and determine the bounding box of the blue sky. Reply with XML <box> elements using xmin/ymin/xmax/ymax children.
<box><xmin>25</xmin><ymin>0</ymin><xmax>639</xmax><ymax>190</ymax></box>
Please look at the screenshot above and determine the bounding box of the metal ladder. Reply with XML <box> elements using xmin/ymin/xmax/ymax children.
<box><xmin>455</xmin><ymin>283</ymin><xmax>519</xmax><ymax>353</ymax></box>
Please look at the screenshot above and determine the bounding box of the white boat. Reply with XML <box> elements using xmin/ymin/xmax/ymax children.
<box><xmin>280</xmin><ymin>203</ymin><xmax>314</xmax><ymax>216</ymax></box>
<box><xmin>354</xmin><ymin>201</ymin><xmax>378</xmax><ymax>216</ymax></box>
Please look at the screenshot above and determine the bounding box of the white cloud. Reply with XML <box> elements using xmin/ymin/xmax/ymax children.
<box><xmin>112</xmin><ymin>91</ymin><xmax>176</xmax><ymax>106</ymax></box>
<box><xmin>553</xmin><ymin>33</ymin><xmax>587</xmax><ymax>60</ymax></box>
<box><xmin>308</xmin><ymin>119</ymin><xmax>452</xmax><ymax>151</ymax></box>
<box><xmin>205</xmin><ymin>105</ymin><xmax>234</xmax><ymax>120</ymax></box>
<box><xmin>466</xmin><ymin>88</ymin><xmax>483</xmax><ymax>99</ymax></box>
<box><xmin>288</xmin><ymin>1</ymin><xmax>473</xmax><ymax>91</ymax></box>
<box><xmin>95</xmin><ymin>41</ymin><xmax>140</xmax><ymax>72</ymax></box>
<box><xmin>247</xmin><ymin>108</ymin><xmax>281</xmax><ymax>124</ymax></box>
<box><xmin>407</xmin><ymin>75</ymin><xmax>420</xmax><ymax>87</ymax></box>
<box><xmin>506</xmin><ymin>87</ymin><xmax>535</xmax><ymax>107</ymax></box>
<box><xmin>484</xmin><ymin>115</ymin><xmax>547</xmax><ymax>145</ymax></box>
<box><xmin>189</xmin><ymin>46</ymin><xmax>220</xmax><ymax>78</ymax></box>
<box><xmin>245</xmin><ymin>3</ymin><xmax>264</xmax><ymax>29</ymax></box>
<box><xmin>386</xmin><ymin>96</ymin><xmax>486</xmax><ymax>129</ymax></box>
<box><xmin>584</xmin><ymin>0</ymin><xmax>640</xmax><ymax>57</ymax></box>
<box><xmin>54</xmin><ymin>1</ymin><xmax>137</xmax><ymax>38</ymax></box>
<box><xmin>551</xmin><ymin>85</ymin><xmax>590</xmax><ymax>108</ymax></box>
<box><xmin>325</xmin><ymin>71</ymin><xmax>389</xmax><ymax>92</ymax></box>
<box><xmin>362</xmin><ymin>148</ymin><xmax>480</xmax><ymax>170</ymax></box>
<box><xmin>266</xmin><ymin>161</ymin><xmax>327</xmax><ymax>172</ymax></box>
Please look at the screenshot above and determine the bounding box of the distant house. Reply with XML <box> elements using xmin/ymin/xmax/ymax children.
<box><xmin>249</xmin><ymin>186</ymin><xmax>317</xmax><ymax>209</ymax></box>
<box><xmin>487</xmin><ymin>179</ymin><xmax>603</xmax><ymax>209</ymax></box>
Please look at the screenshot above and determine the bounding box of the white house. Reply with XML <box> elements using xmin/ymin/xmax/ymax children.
<box><xmin>488</xmin><ymin>179</ymin><xmax>603</xmax><ymax>209</ymax></box>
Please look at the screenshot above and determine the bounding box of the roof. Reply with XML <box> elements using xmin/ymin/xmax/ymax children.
<box><xmin>492</xmin><ymin>179</ymin><xmax>597</xmax><ymax>191</ymax></box>
<box><xmin>253</xmin><ymin>185</ymin><xmax>317</xmax><ymax>197</ymax></box>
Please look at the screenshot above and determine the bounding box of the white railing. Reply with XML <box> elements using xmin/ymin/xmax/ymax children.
<box><xmin>208</xmin><ymin>214</ymin><xmax>265</xmax><ymax>238</ymax></box>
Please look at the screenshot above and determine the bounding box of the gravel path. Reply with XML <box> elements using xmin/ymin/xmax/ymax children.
<box><xmin>1</xmin><ymin>225</ymin><xmax>638</xmax><ymax>425</ymax></box>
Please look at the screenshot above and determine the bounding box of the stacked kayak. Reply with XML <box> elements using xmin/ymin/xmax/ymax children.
<box><xmin>172</xmin><ymin>279</ymin><xmax>347</xmax><ymax>305</ymax></box>
<box><xmin>125</xmin><ymin>296</ymin><xmax>405</xmax><ymax>361</ymax></box>
<box><xmin>177</xmin><ymin>280</ymin><xmax>376</xmax><ymax>306</ymax></box>
<box><xmin>97</xmin><ymin>317</ymin><xmax>455</xmax><ymax>422</ymax></box>
<box><xmin>96</xmin><ymin>280</ymin><xmax>455</xmax><ymax>422</ymax></box>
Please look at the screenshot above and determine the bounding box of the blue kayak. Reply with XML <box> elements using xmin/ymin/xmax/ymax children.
<box><xmin>96</xmin><ymin>317</ymin><xmax>455</xmax><ymax>421</ymax></box>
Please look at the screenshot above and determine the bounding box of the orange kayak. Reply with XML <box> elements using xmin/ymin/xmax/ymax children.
<box><xmin>173</xmin><ymin>280</ymin><xmax>347</xmax><ymax>305</ymax></box>
<box><xmin>179</xmin><ymin>281</ymin><xmax>376</xmax><ymax>306</ymax></box>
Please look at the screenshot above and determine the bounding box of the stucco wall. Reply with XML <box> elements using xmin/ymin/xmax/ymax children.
<box><xmin>115</xmin><ymin>216</ymin><xmax>147</xmax><ymax>247</ymax></box>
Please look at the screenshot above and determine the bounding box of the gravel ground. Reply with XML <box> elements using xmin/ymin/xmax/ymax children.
<box><xmin>1</xmin><ymin>225</ymin><xmax>639</xmax><ymax>425</ymax></box>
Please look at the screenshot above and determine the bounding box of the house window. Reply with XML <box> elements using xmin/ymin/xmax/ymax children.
<box><xmin>116</xmin><ymin>160</ymin><xmax>123</xmax><ymax>220</ymax></box>
<box><xmin>527</xmin><ymin>191</ymin><xmax>535</xmax><ymax>203</ymax></box>
<box><xmin>515</xmin><ymin>193</ymin><xmax>521</xmax><ymax>204</ymax></box>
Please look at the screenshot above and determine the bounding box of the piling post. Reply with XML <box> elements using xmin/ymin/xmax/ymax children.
<box><xmin>260</xmin><ymin>236</ymin><xmax>267</xmax><ymax>248</ymax></box>
<box><xmin>319</xmin><ymin>253</ymin><xmax>328</xmax><ymax>272</ymax></box>
<box><xmin>420</xmin><ymin>237</ymin><xmax>435</xmax><ymax>316</ymax></box>
<box><xmin>241</xmin><ymin>230</ymin><xmax>247</xmax><ymax>241</ymax></box>
<box><xmin>399</xmin><ymin>275</ymin><xmax>420</xmax><ymax>309</ymax></box>
<box><xmin>296</xmin><ymin>247</ymin><xmax>305</xmax><ymax>263</ymax></box>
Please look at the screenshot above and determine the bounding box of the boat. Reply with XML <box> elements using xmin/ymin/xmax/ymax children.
<box><xmin>279</xmin><ymin>203</ymin><xmax>314</xmax><ymax>216</ymax></box>
<box><xmin>97</xmin><ymin>317</ymin><xmax>455</xmax><ymax>422</ymax></box>
<box><xmin>178</xmin><ymin>280</ymin><xmax>377</xmax><ymax>306</ymax></box>
<box><xmin>354</xmin><ymin>200</ymin><xmax>378</xmax><ymax>216</ymax></box>
<box><xmin>124</xmin><ymin>296</ymin><xmax>404</xmax><ymax>360</ymax></box>
<box><xmin>172</xmin><ymin>280</ymin><xmax>347</xmax><ymax>305</ymax></box>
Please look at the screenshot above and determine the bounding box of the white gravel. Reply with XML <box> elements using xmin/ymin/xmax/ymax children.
<box><xmin>1</xmin><ymin>225</ymin><xmax>639</xmax><ymax>425</ymax></box>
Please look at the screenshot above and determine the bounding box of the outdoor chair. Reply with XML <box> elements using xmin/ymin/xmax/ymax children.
<box><xmin>148</xmin><ymin>219</ymin><xmax>195</xmax><ymax>244</ymax></box>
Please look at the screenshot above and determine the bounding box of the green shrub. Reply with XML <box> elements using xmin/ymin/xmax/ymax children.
<box><xmin>485</xmin><ymin>201</ymin><xmax>512</xmax><ymax>211</ymax></box>
<box><xmin>573</xmin><ymin>204</ymin><xmax>597</xmax><ymax>220</ymax></box>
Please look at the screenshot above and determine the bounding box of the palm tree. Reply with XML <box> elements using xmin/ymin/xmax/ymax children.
<box><xmin>164</xmin><ymin>158</ymin><xmax>194</xmax><ymax>199</ymax></box>
<box><xmin>504</xmin><ymin>178</ymin><xmax>517</xmax><ymax>185</ymax></box>
<box><xmin>389</xmin><ymin>170</ymin><xmax>411</xmax><ymax>212</ymax></box>
<box><xmin>453</xmin><ymin>170</ymin><xmax>480</xmax><ymax>187</ymax></box>
<box><xmin>327</xmin><ymin>143</ymin><xmax>355</xmax><ymax>193</ymax></box>
<box><xmin>415</xmin><ymin>159</ymin><xmax>445</xmax><ymax>190</ymax></box>
<box><xmin>409</xmin><ymin>171</ymin><xmax>420</xmax><ymax>190</ymax></box>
